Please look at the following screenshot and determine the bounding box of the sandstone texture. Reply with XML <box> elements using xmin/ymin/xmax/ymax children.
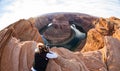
<box><xmin>0</xmin><ymin>12</ymin><xmax>120</xmax><ymax>71</ymax></box>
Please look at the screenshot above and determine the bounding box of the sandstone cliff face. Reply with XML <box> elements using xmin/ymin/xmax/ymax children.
<box><xmin>0</xmin><ymin>37</ymin><xmax>36</xmax><ymax>71</ymax></box>
<box><xmin>0</xmin><ymin>18</ymin><xmax>43</xmax><ymax>71</ymax></box>
<box><xmin>82</xmin><ymin>17</ymin><xmax>120</xmax><ymax>52</ymax></box>
<box><xmin>0</xmin><ymin>12</ymin><xmax>120</xmax><ymax>71</ymax></box>
<box><xmin>104</xmin><ymin>37</ymin><xmax>120</xmax><ymax>71</ymax></box>
<box><xmin>5</xmin><ymin>19</ymin><xmax>43</xmax><ymax>43</ymax></box>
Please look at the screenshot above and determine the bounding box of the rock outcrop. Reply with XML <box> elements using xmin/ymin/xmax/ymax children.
<box><xmin>82</xmin><ymin>17</ymin><xmax>120</xmax><ymax>52</ymax></box>
<box><xmin>0</xmin><ymin>12</ymin><xmax>120</xmax><ymax>71</ymax></box>
<box><xmin>0</xmin><ymin>18</ymin><xmax>43</xmax><ymax>71</ymax></box>
<box><xmin>0</xmin><ymin>37</ymin><xmax>36</xmax><ymax>71</ymax></box>
<box><xmin>46</xmin><ymin>36</ymin><xmax>120</xmax><ymax>71</ymax></box>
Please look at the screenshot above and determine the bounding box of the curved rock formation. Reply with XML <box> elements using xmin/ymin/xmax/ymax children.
<box><xmin>0</xmin><ymin>12</ymin><xmax>120</xmax><ymax>71</ymax></box>
<box><xmin>35</xmin><ymin>12</ymin><xmax>97</xmax><ymax>50</ymax></box>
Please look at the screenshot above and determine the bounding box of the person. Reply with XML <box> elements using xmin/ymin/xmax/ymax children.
<box><xmin>31</xmin><ymin>43</ymin><xmax>58</xmax><ymax>71</ymax></box>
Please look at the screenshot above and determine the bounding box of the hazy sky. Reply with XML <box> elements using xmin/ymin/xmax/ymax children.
<box><xmin>0</xmin><ymin>0</ymin><xmax>120</xmax><ymax>30</ymax></box>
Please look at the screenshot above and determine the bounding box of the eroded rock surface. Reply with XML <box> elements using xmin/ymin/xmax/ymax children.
<box><xmin>46</xmin><ymin>36</ymin><xmax>120</xmax><ymax>71</ymax></box>
<box><xmin>82</xmin><ymin>17</ymin><xmax>120</xmax><ymax>52</ymax></box>
<box><xmin>0</xmin><ymin>12</ymin><xmax>120</xmax><ymax>71</ymax></box>
<box><xmin>0</xmin><ymin>37</ymin><xmax>36</xmax><ymax>71</ymax></box>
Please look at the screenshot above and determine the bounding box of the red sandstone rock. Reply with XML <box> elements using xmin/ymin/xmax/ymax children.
<box><xmin>0</xmin><ymin>37</ymin><xmax>36</xmax><ymax>71</ymax></box>
<box><xmin>103</xmin><ymin>37</ymin><xmax>120</xmax><ymax>71</ymax></box>
<box><xmin>81</xmin><ymin>29</ymin><xmax>104</xmax><ymax>52</ymax></box>
<box><xmin>0</xmin><ymin>19</ymin><xmax>43</xmax><ymax>71</ymax></box>
<box><xmin>46</xmin><ymin>36</ymin><xmax>120</xmax><ymax>71</ymax></box>
<box><xmin>46</xmin><ymin>48</ymin><xmax>89</xmax><ymax>71</ymax></box>
<box><xmin>5</xmin><ymin>19</ymin><xmax>43</xmax><ymax>43</ymax></box>
<box><xmin>82</xmin><ymin>17</ymin><xmax>120</xmax><ymax>52</ymax></box>
<box><xmin>0</xmin><ymin>12</ymin><xmax>120</xmax><ymax>71</ymax></box>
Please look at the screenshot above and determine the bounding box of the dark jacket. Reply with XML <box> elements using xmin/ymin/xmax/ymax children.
<box><xmin>33</xmin><ymin>52</ymin><xmax>49</xmax><ymax>71</ymax></box>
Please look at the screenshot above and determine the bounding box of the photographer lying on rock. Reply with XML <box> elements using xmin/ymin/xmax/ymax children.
<box><xmin>31</xmin><ymin>43</ymin><xmax>58</xmax><ymax>71</ymax></box>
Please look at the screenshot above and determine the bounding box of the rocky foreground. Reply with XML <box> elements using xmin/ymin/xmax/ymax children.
<box><xmin>0</xmin><ymin>12</ymin><xmax>120</xmax><ymax>71</ymax></box>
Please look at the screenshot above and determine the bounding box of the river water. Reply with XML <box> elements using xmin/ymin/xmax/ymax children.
<box><xmin>0</xmin><ymin>0</ymin><xmax>120</xmax><ymax>30</ymax></box>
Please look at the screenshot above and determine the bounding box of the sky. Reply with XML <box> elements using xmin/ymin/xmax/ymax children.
<box><xmin>0</xmin><ymin>0</ymin><xmax>120</xmax><ymax>30</ymax></box>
